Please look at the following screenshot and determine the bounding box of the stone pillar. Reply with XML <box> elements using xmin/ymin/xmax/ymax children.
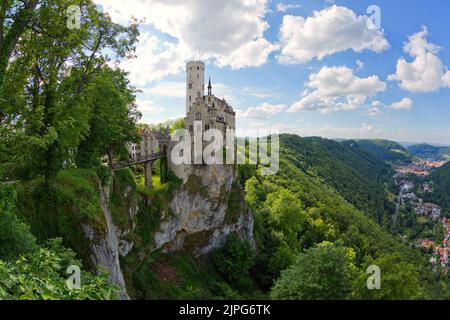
<box><xmin>144</xmin><ymin>162</ymin><xmax>153</xmax><ymax>189</ymax></box>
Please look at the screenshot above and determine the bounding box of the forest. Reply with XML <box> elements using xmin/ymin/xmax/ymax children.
<box><xmin>0</xmin><ymin>1</ymin><xmax>449</xmax><ymax>300</ymax></box>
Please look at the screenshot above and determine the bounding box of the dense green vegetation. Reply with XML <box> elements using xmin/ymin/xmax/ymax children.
<box><xmin>0</xmin><ymin>184</ymin><xmax>119</xmax><ymax>299</ymax></box>
<box><xmin>0</xmin><ymin>0</ymin><xmax>139</xmax><ymax>299</ymax></box>
<box><xmin>429</xmin><ymin>162</ymin><xmax>450</xmax><ymax>214</ymax></box>
<box><xmin>241</xmin><ymin>134</ymin><xmax>448</xmax><ymax>299</ymax></box>
<box><xmin>354</xmin><ymin>139</ymin><xmax>414</xmax><ymax>164</ymax></box>
<box><xmin>125</xmin><ymin>134</ymin><xmax>449</xmax><ymax>300</ymax></box>
<box><xmin>280</xmin><ymin>136</ymin><xmax>395</xmax><ymax>226</ymax></box>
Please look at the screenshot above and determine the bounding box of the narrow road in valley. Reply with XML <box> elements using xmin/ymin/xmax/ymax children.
<box><xmin>393</xmin><ymin>190</ymin><xmax>402</xmax><ymax>229</ymax></box>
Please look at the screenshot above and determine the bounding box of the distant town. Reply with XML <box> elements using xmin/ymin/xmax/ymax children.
<box><xmin>395</xmin><ymin>161</ymin><xmax>449</xmax><ymax>274</ymax></box>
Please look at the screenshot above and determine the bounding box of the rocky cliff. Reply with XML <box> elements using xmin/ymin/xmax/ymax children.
<box><xmin>85</xmin><ymin>164</ymin><xmax>253</xmax><ymax>299</ymax></box>
<box><xmin>155</xmin><ymin>164</ymin><xmax>254</xmax><ymax>255</ymax></box>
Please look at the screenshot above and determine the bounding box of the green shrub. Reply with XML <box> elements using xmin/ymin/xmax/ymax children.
<box><xmin>212</xmin><ymin>234</ymin><xmax>255</xmax><ymax>289</ymax></box>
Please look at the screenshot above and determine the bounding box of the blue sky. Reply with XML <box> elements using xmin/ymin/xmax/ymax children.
<box><xmin>95</xmin><ymin>0</ymin><xmax>450</xmax><ymax>145</ymax></box>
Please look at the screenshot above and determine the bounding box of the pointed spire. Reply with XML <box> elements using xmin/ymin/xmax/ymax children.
<box><xmin>208</xmin><ymin>77</ymin><xmax>212</xmax><ymax>96</ymax></box>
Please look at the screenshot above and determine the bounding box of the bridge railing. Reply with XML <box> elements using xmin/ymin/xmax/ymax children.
<box><xmin>112</xmin><ymin>152</ymin><xmax>167</xmax><ymax>169</ymax></box>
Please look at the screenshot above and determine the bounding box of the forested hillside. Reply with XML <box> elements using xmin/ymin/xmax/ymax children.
<box><xmin>354</xmin><ymin>140</ymin><xmax>414</xmax><ymax>164</ymax></box>
<box><xmin>429</xmin><ymin>162</ymin><xmax>450</xmax><ymax>214</ymax></box>
<box><xmin>280</xmin><ymin>136</ymin><xmax>395</xmax><ymax>226</ymax></box>
<box><xmin>239</xmin><ymin>134</ymin><xmax>448</xmax><ymax>299</ymax></box>
<box><xmin>408</xmin><ymin>144</ymin><xmax>450</xmax><ymax>161</ymax></box>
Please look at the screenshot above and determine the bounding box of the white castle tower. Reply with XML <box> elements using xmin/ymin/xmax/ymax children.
<box><xmin>186</xmin><ymin>61</ymin><xmax>205</xmax><ymax>113</ymax></box>
<box><xmin>184</xmin><ymin>60</ymin><xmax>236</xmax><ymax>139</ymax></box>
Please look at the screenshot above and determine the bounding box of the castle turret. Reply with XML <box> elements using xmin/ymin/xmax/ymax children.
<box><xmin>186</xmin><ymin>61</ymin><xmax>205</xmax><ymax>113</ymax></box>
<box><xmin>208</xmin><ymin>77</ymin><xmax>212</xmax><ymax>96</ymax></box>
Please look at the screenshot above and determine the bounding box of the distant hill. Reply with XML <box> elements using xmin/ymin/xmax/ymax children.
<box><xmin>280</xmin><ymin>135</ymin><xmax>395</xmax><ymax>225</ymax></box>
<box><xmin>408</xmin><ymin>143</ymin><xmax>450</xmax><ymax>161</ymax></box>
<box><xmin>429</xmin><ymin>162</ymin><xmax>450</xmax><ymax>214</ymax></box>
<box><xmin>352</xmin><ymin>139</ymin><xmax>414</xmax><ymax>164</ymax></box>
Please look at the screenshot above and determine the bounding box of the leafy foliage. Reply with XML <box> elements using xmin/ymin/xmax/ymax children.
<box><xmin>0</xmin><ymin>239</ymin><xmax>118</xmax><ymax>300</ymax></box>
<box><xmin>271</xmin><ymin>243</ymin><xmax>356</xmax><ymax>300</ymax></box>
<box><xmin>212</xmin><ymin>234</ymin><xmax>256</xmax><ymax>289</ymax></box>
<box><xmin>0</xmin><ymin>184</ymin><xmax>38</xmax><ymax>260</ymax></box>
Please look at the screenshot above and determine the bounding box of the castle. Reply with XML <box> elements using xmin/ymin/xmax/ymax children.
<box><xmin>184</xmin><ymin>61</ymin><xmax>236</xmax><ymax>137</ymax></box>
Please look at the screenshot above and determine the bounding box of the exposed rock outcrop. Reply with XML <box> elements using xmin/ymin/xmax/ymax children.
<box><xmin>154</xmin><ymin>164</ymin><xmax>254</xmax><ymax>256</ymax></box>
<box><xmin>82</xmin><ymin>176</ymin><xmax>138</xmax><ymax>300</ymax></box>
<box><xmin>82</xmin><ymin>163</ymin><xmax>253</xmax><ymax>299</ymax></box>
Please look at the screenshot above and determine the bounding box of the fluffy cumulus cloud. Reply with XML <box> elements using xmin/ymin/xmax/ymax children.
<box><xmin>143</xmin><ymin>81</ymin><xmax>186</xmax><ymax>98</ymax></box>
<box><xmin>118</xmin><ymin>34</ymin><xmax>188</xmax><ymax>85</ymax></box>
<box><xmin>390</xmin><ymin>97</ymin><xmax>413</xmax><ymax>110</ymax></box>
<box><xmin>94</xmin><ymin>0</ymin><xmax>276</xmax><ymax>85</ymax></box>
<box><xmin>238</xmin><ymin>102</ymin><xmax>286</xmax><ymax>119</ymax></box>
<box><xmin>288</xmin><ymin>66</ymin><xmax>386</xmax><ymax>113</ymax></box>
<box><xmin>388</xmin><ymin>27</ymin><xmax>450</xmax><ymax>92</ymax></box>
<box><xmin>278</xmin><ymin>5</ymin><xmax>389</xmax><ymax>64</ymax></box>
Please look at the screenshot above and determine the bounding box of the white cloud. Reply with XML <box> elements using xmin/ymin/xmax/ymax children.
<box><xmin>388</xmin><ymin>27</ymin><xmax>450</xmax><ymax>92</ymax></box>
<box><xmin>118</xmin><ymin>34</ymin><xmax>188</xmax><ymax>85</ymax></box>
<box><xmin>366</xmin><ymin>101</ymin><xmax>382</xmax><ymax>116</ymax></box>
<box><xmin>278</xmin><ymin>5</ymin><xmax>389</xmax><ymax>64</ymax></box>
<box><xmin>95</xmin><ymin>0</ymin><xmax>276</xmax><ymax>84</ymax></box>
<box><xmin>144</xmin><ymin>81</ymin><xmax>185</xmax><ymax>98</ymax></box>
<box><xmin>136</xmin><ymin>99</ymin><xmax>164</xmax><ymax>114</ymax></box>
<box><xmin>390</xmin><ymin>97</ymin><xmax>413</xmax><ymax>110</ymax></box>
<box><xmin>237</xmin><ymin>102</ymin><xmax>286</xmax><ymax>119</ymax></box>
<box><xmin>276</xmin><ymin>3</ymin><xmax>301</xmax><ymax>12</ymax></box>
<box><xmin>288</xmin><ymin>66</ymin><xmax>386</xmax><ymax>113</ymax></box>
<box><xmin>356</xmin><ymin>59</ymin><xmax>364</xmax><ymax>70</ymax></box>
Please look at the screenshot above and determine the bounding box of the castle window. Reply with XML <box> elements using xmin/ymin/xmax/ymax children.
<box><xmin>189</xmin><ymin>83</ymin><xmax>192</xmax><ymax>89</ymax></box>
<box><xmin>189</xmin><ymin>96</ymin><xmax>191</xmax><ymax>102</ymax></box>
<box><xmin>197</xmin><ymin>67</ymin><xmax>199</xmax><ymax>70</ymax></box>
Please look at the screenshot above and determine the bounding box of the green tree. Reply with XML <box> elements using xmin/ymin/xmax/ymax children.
<box><xmin>271</xmin><ymin>243</ymin><xmax>356</xmax><ymax>300</ymax></box>
<box><xmin>352</xmin><ymin>254</ymin><xmax>423</xmax><ymax>300</ymax></box>
<box><xmin>75</xmin><ymin>67</ymin><xmax>141</xmax><ymax>168</ymax></box>
<box><xmin>1</xmin><ymin>0</ymin><xmax>139</xmax><ymax>183</ymax></box>
<box><xmin>0</xmin><ymin>0</ymin><xmax>40</xmax><ymax>89</ymax></box>
<box><xmin>0</xmin><ymin>184</ymin><xmax>38</xmax><ymax>260</ymax></box>
<box><xmin>212</xmin><ymin>234</ymin><xmax>255</xmax><ymax>289</ymax></box>
<box><xmin>265</xmin><ymin>188</ymin><xmax>309</xmax><ymax>249</ymax></box>
<box><xmin>170</xmin><ymin>118</ymin><xmax>185</xmax><ymax>134</ymax></box>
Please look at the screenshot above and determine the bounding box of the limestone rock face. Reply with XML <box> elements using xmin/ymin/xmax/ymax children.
<box><xmin>82</xmin><ymin>177</ymin><xmax>139</xmax><ymax>300</ymax></box>
<box><xmin>154</xmin><ymin>164</ymin><xmax>254</xmax><ymax>256</ymax></box>
<box><xmin>81</xmin><ymin>164</ymin><xmax>253</xmax><ymax>299</ymax></box>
